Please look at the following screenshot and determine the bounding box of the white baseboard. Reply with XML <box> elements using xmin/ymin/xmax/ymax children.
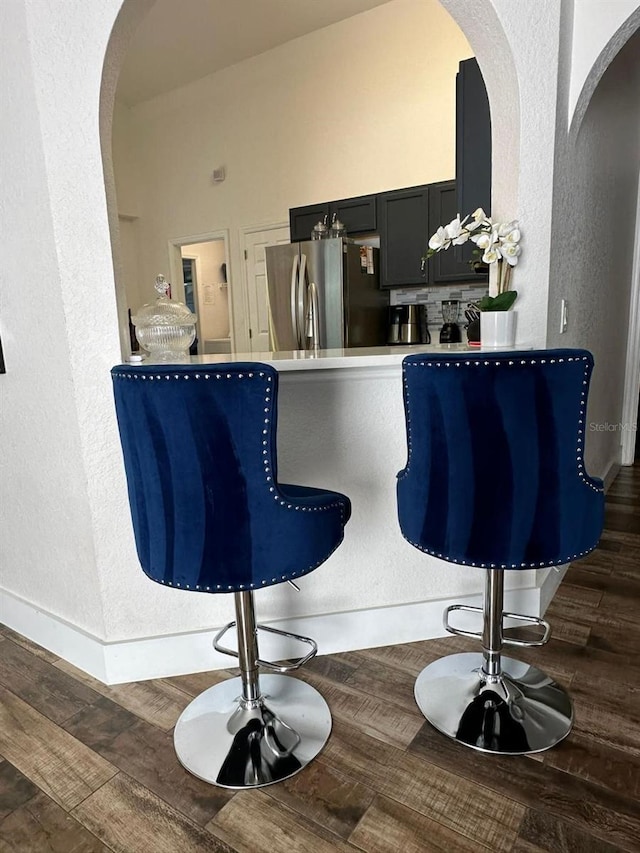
<box><xmin>1</xmin><ymin>574</ymin><xmax>560</xmax><ymax>685</ymax></box>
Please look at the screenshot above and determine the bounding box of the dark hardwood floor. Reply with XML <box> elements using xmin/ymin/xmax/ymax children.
<box><xmin>1</xmin><ymin>464</ymin><xmax>638</xmax><ymax>852</ymax></box>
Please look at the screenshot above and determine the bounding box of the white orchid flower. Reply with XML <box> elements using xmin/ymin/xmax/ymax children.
<box><xmin>501</xmin><ymin>242</ymin><xmax>521</xmax><ymax>265</ymax></box>
<box><xmin>471</xmin><ymin>232</ymin><xmax>492</xmax><ymax>250</ymax></box>
<box><xmin>428</xmin><ymin>226</ymin><xmax>449</xmax><ymax>252</ymax></box>
<box><xmin>498</xmin><ymin>221</ymin><xmax>521</xmax><ymax>243</ymax></box>
<box><xmin>467</xmin><ymin>208</ymin><xmax>490</xmax><ymax>231</ymax></box>
<box><xmin>482</xmin><ymin>247</ymin><xmax>501</xmax><ymax>265</ymax></box>
<box><xmin>444</xmin><ymin>217</ymin><xmax>466</xmax><ymax>242</ymax></box>
<box><xmin>425</xmin><ymin>209</ymin><xmax>522</xmax><ymax>287</ymax></box>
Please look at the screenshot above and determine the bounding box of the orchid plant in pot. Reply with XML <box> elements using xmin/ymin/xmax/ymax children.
<box><xmin>425</xmin><ymin>209</ymin><xmax>522</xmax><ymax>346</ymax></box>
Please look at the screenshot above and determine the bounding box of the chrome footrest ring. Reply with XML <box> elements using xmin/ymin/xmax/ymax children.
<box><xmin>213</xmin><ymin>622</ymin><xmax>318</xmax><ymax>671</ymax></box>
<box><xmin>501</xmin><ymin>611</ymin><xmax>551</xmax><ymax>647</ymax></box>
<box><xmin>444</xmin><ymin>605</ymin><xmax>551</xmax><ymax>646</ymax></box>
<box><xmin>444</xmin><ymin>604</ymin><xmax>483</xmax><ymax>639</ymax></box>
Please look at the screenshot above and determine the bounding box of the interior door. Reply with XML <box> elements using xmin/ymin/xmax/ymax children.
<box><xmin>243</xmin><ymin>225</ymin><xmax>290</xmax><ymax>352</ymax></box>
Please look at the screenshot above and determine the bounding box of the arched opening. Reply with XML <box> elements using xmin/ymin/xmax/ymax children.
<box><xmin>569</xmin><ymin>5</ymin><xmax>640</xmax><ymax>141</ymax></box>
<box><xmin>100</xmin><ymin>0</ymin><xmax>521</xmax><ymax>359</ymax></box>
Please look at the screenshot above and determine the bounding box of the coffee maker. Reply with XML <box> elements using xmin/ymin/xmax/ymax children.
<box><xmin>388</xmin><ymin>305</ymin><xmax>430</xmax><ymax>345</ymax></box>
<box><xmin>439</xmin><ymin>299</ymin><xmax>461</xmax><ymax>344</ymax></box>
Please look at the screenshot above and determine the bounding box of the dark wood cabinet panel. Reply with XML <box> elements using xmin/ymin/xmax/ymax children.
<box><xmin>289</xmin><ymin>202</ymin><xmax>330</xmax><ymax>242</ymax></box>
<box><xmin>378</xmin><ymin>186</ymin><xmax>429</xmax><ymax>289</ymax></box>
<box><xmin>428</xmin><ymin>180</ymin><xmax>487</xmax><ymax>284</ymax></box>
<box><xmin>332</xmin><ymin>194</ymin><xmax>377</xmax><ymax>234</ymax></box>
<box><xmin>456</xmin><ymin>57</ymin><xmax>491</xmax><ymax>217</ymax></box>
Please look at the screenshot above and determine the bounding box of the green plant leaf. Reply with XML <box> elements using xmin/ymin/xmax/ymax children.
<box><xmin>478</xmin><ymin>290</ymin><xmax>518</xmax><ymax>311</ymax></box>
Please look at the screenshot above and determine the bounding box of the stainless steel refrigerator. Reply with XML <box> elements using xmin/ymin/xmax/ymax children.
<box><xmin>265</xmin><ymin>238</ymin><xmax>387</xmax><ymax>351</ymax></box>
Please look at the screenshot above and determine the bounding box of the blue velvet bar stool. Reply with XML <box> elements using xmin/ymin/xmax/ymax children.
<box><xmin>397</xmin><ymin>349</ymin><xmax>604</xmax><ymax>754</ymax></box>
<box><xmin>111</xmin><ymin>362</ymin><xmax>350</xmax><ymax>788</ymax></box>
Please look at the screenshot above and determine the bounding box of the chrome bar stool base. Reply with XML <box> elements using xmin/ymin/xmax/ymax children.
<box><xmin>414</xmin><ymin>652</ymin><xmax>573</xmax><ymax>755</ymax></box>
<box><xmin>173</xmin><ymin>674</ymin><xmax>331</xmax><ymax>789</ymax></box>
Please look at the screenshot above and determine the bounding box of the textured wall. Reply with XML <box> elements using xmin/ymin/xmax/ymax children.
<box><xmin>0</xmin><ymin>0</ymin><xmax>108</xmax><ymax>635</ymax></box>
<box><xmin>548</xmin><ymin>28</ymin><xmax>640</xmax><ymax>479</ymax></box>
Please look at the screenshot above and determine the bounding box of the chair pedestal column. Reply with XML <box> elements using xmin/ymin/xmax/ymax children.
<box><xmin>482</xmin><ymin>569</ymin><xmax>504</xmax><ymax>679</ymax></box>
<box><xmin>414</xmin><ymin>570</ymin><xmax>574</xmax><ymax>755</ymax></box>
<box><xmin>235</xmin><ymin>590</ymin><xmax>261</xmax><ymax>704</ymax></box>
<box><xmin>173</xmin><ymin>591</ymin><xmax>332</xmax><ymax>788</ymax></box>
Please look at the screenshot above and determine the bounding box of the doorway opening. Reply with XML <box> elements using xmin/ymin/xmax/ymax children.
<box><xmin>168</xmin><ymin>232</ymin><xmax>232</xmax><ymax>356</ymax></box>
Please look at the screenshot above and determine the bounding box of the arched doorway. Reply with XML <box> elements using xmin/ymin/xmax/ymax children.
<box><xmin>100</xmin><ymin>0</ymin><xmax>521</xmax><ymax>358</ymax></box>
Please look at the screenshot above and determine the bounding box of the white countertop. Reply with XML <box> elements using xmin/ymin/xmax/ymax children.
<box><xmin>128</xmin><ymin>343</ymin><xmax>541</xmax><ymax>372</ymax></box>
<box><xmin>184</xmin><ymin>342</ymin><xmax>540</xmax><ymax>372</ymax></box>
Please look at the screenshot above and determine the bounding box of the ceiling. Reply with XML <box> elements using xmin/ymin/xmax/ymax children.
<box><xmin>117</xmin><ymin>0</ymin><xmax>392</xmax><ymax>106</ymax></box>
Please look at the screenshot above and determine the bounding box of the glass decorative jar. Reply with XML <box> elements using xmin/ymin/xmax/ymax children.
<box><xmin>132</xmin><ymin>275</ymin><xmax>197</xmax><ymax>362</ymax></box>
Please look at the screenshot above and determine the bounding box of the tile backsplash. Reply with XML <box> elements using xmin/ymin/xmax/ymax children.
<box><xmin>389</xmin><ymin>284</ymin><xmax>489</xmax><ymax>330</ymax></box>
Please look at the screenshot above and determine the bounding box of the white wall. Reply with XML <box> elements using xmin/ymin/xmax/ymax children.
<box><xmin>118</xmin><ymin>216</ymin><xmax>145</xmax><ymax>315</ymax></box>
<box><xmin>112</xmin><ymin>100</ymin><xmax>141</xmax><ymax>217</ymax></box>
<box><xmin>0</xmin><ymin>0</ymin><xmax>114</xmax><ymax>637</ymax></box>
<box><xmin>112</xmin><ymin>0</ymin><xmax>474</xmax><ymax>350</ymax></box>
<box><xmin>548</xmin><ymin>28</ymin><xmax>640</xmax><ymax>479</ymax></box>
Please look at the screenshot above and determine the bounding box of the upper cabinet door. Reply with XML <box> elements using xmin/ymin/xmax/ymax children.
<box><xmin>456</xmin><ymin>58</ymin><xmax>491</xmax><ymax>217</ymax></box>
<box><xmin>331</xmin><ymin>194</ymin><xmax>377</xmax><ymax>234</ymax></box>
<box><xmin>428</xmin><ymin>180</ymin><xmax>487</xmax><ymax>283</ymax></box>
<box><xmin>290</xmin><ymin>195</ymin><xmax>378</xmax><ymax>242</ymax></box>
<box><xmin>378</xmin><ymin>185</ymin><xmax>429</xmax><ymax>289</ymax></box>
<box><xmin>289</xmin><ymin>202</ymin><xmax>330</xmax><ymax>242</ymax></box>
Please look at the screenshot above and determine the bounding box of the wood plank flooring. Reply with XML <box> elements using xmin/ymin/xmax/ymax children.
<box><xmin>1</xmin><ymin>463</ymin><xmax>638</xmax><ymax>852</ymax></box>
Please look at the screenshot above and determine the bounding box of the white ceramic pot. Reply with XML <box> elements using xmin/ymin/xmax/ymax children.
<box><xmin>481</xmin><ymin>310</ymin><xmax>517</xmax><ymax>348</ymax></box>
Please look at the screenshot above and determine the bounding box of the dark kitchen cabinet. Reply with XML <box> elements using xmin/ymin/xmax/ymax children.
<box><xmin>289</xmin><ymin>203</ymin><xmax>330</xmax><ymax>242</ymax></box>
<box><xmin>456</xmin><ymin>57</ymin><xmax>491</xmax><ymax>217</ymax></box>
<box><xmin>289</xmin><ymin>193</ymin><xmax>377</xmax><ymax>241</ymax></box>
<box><xmin>377</xmin><ymin>185</ymin><xmax>429</xmax><ymax>289</ymax></box>
<box><xmin>332</xmin><ymin>194</ymin><xmax>377</xmax><ymax>234</ymax></box>
<box><xmin>428</xmin><ymin>180</ymin><xmax>486</xmax><ymax>283</ymax></box>
<box><xmin>289</xmin><ymin>179</ymin><xmax>485</xmax><ymax>289</ymax></box>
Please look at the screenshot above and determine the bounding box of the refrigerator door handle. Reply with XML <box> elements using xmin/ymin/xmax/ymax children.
<box><xmin>290</xmin><ymin>253</ymin><xmax>300</xmax><ymax>349</ymax></box>
<box><xmin>297</xmin><ymin>254</ymin><xmax>308</xmax><ymax>349</ymax></box>
<box><xmin>306</xmin><ymin>281</ymin><xmax>320</xmax><ymax>351</ymax></box>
